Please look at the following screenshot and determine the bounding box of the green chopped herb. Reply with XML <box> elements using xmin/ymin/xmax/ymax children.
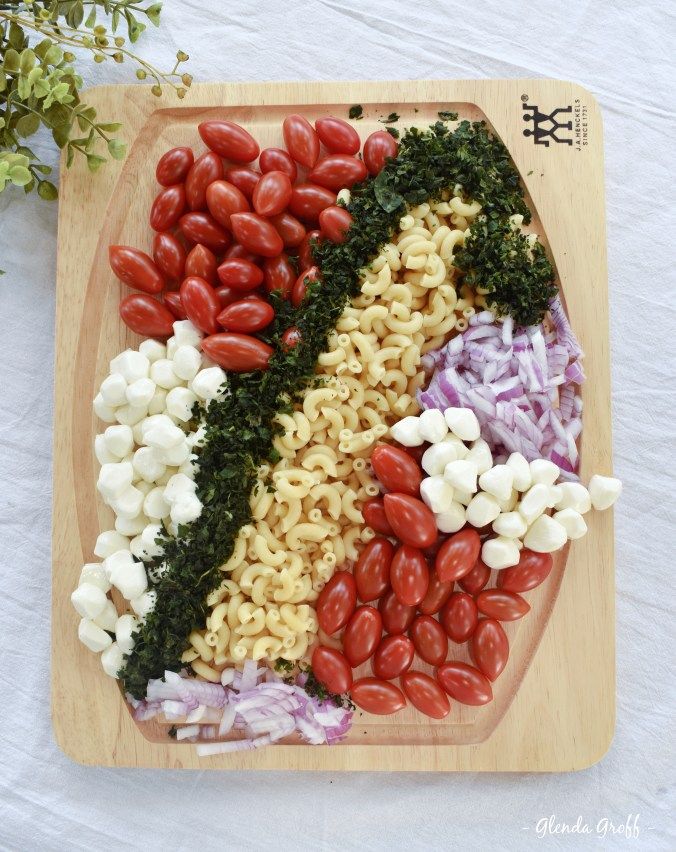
<box><xmin>380</xmin><ymin>112</ymin><xmax>400</xmax><ymax>124</ymax></box>
<box><xmin>438</xmin><ymin>110</ymin><xmax>459</xmax><ymax>121</ymax></box>
<box><xmin>455</xmin><ymin>217</ymin><xmax>556</xmax><ymax>326</ymax></box>
<box><xmin>348</xmin><ymin>104</ymin><xmax>363</xmax><ymax>120</ymax></box>
<box><xmin>385</xmin><ymin>126</ymin><xmax>400</xmax><ymax>140</ymax></box>
<box><xmin>121</xmin><ymin>118</ymin><xmax>548</xmax><ymax>698</ymax></box>
<box><xmin>274</xmin><ymin>658</ymin><xmax>294</xmax><ymax>674</ymax></box>
<box><xmin>301</xmin><ymin>666</ymin><xmax>355</xmax><ymax>711</ymax></box>
<box><xmin>167</xmin><ymin>726</ymin><xmax>177</xmax><ymax>739</ymax></box>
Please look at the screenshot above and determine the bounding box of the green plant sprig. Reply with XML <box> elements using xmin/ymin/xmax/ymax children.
<box><xmin>0</xmin><ymin>1</ymin><xmax>191</xmax><ymax>198</ymax></box>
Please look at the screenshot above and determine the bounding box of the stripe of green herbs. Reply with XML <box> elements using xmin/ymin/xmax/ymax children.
<box><xmin>121</xmin><ymin>119</ymin><xmax>542</xmax><ymax>698</ymax></box>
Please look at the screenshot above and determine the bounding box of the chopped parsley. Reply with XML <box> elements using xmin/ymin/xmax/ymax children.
<box><xmin>455</xmin><ymin>217</ymin><xmax>556</xmax><ymax>326</ymax></box>
<box><xmin>385</xmin><ymin>126</ymin><xmax>400</xmax><ymax>139</ymax></box>
<box><xmin>380</xmin><ymin>112</ymin><xmax>400</xmax><ymax>124</ymax></box>
<box><xmin>121</xmin><ymin>118</ymin><xmax>551</xmax><ymax>698</ymax></box>
<box><xmin>438</xmin><ymin>110</ymin><xmax>458</xmax><ymax>121</ymax></box>
<box><xmin>348</xmin><ymin>104</ymin><xmax>363</xmax><ymax>120</ymax></box>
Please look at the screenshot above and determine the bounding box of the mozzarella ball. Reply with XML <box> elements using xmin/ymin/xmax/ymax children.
<box><xmin>99</xmin><ymin>373</ymin><xmax>127</xmax><ymax>407</ymax></box>
<box><xmin>418</xmin><ymin>409</ymin><xmax>449</xmax><ymax>444</ymax></box>
<box><xmin>110</xmin><ymin>485</ymin><xmax>145</xmax><ymax>520</ymax></box>
<box><xmin>529</xmin><ymin>458</ymin><xmax>560</xmax><ymax>487</ymax></box>
<box><xmin>139</xmin><ymin>339</ymin><xmax>167</xmax><ymax>363</ymax></box>
<box><xmin>143</xmin><ymin>486</ymin><xmax>171</xmax><ymax>520</ymax></box>
<box><xmin>93</xmin><ymin>599</ymin><xmax>118</xmax><ymax>632</ymax></box>
<box><xmin>71</xmin><ymin>583</ymin><xmax>108</xmax><ymax>619</ymax></box>
<box><xmin>125</xmin><ymin>377</ymin><xmax>156</xmax><ymax>408</ymax></box>
<box><xmin>420</xmin><ymin>475</ymin><xmax>454</xmax><ymax>513</ymax></box>
<box><xmin>110</xmin><ymin>349</ymin><xmax>150</xmax><ymax>383</ymax></box>
<box><xmin>115</xmin><ymin>613</ymin><xmax>139</xmax><ymax>654</ymax></box>
<box><xmin>94</xmin><ymin>530</ymin><xmax>130</xmax><ymax>559</ymax></box>
<box><xmin>191</xmin><ymin>367</ymin><xmax>227</xmax><ymax>402</ymax></box>
<box><xmin>518</xmin><ymin>483</ymin><xmax>551</xmax><ymax>524</ymax></box>
<box><xmin>172</xmin><ymin>319</ymin><xmax>202</xmax><ymax>348</ymax></box>
<box><xmin>588</xmin><ymin>475</ymin><xmax>623</xmax><ymax>511</ymax></box>
<box><xmin>443</xmin><ymin>459</ymin><xmax>478</xmax><ymax>494</ymax></box>
<box><xmin>103</xmin><ymin>424</ymin><xmax>134</xmax><ymax>459</ymax></box>
<box><xmin>492</xmin><ymin>511</ymin><xmax>528</xmax><ymax>538</ymax></box>
<box><xmin>172</xmin><ymin>345</ymin><xmax>202</xmax><ymax>381</ymax></box>
<box><xmin>101</xmin><ymin>642</ymin><xmax>124</xmax><ymax>678</ymax></box>
<box><xmin>389</xmin><ymin>416</ymin><xmax>423</xmax><ymax>447</ymax></box>
<box><xmin>465</xmin><ymin>492</ymin><xmax>501</xmax><ymax>528</ymax></box>
<box><xmin>443</xmin><ymin>407</ymin><xmax>480</xmax><ymax>441</ymax></box>
<box><xmin>132</xmin><ymin>446</ymin><xmax>166</xmax><ymax>483</ymax></box>
<box><xmin>148</xmin><ymin>387</ymin><xmax>168</xmax><ymax>416</ymax></box>
<box><xmin>166</xmin><ymin>387</ymin><xmax>199</xmax><ymax>422</ymax></box>
<box><xmin>435</xmin><ymin>501</ymin><xmax>466</xmax><ymax>533</ymax></box>
<box><xmin>524</xmin><ymin>515</ymin><xmax>568</xmax><ymax>553</ymax></box>
<box><xmin>115</xmin><ymin>403</ymin><xmax>148</xmax><ymax>427</ymax></box>
<box><xmin>150</xmin><ymin>358</ymin><xmax>183</xmax><ymax>390</ymax></box>
<box><xmin>481</xmin><ymin>536</ymin><xmax>521</xmax><ymax>570</ymax></box>
<box><xmin>422</xmin><ymin>442</ymin><xmax>457</xmax><ymax>476</ymax></box>
<box><xmin>478</xmin><ymin>464</ymin><xmax>514</xmax><ymax>502</ymax></box>
<box><xmin>170</xmin><ymin>492</ymin><xmax>202</xmax><ymax>525</ymax></box>
<box><xmin>553</xmin><ymin>508</ymin><xmax>588</xmax><ymax>540</ymax></box>
<box><xmin>465</xmin><ymin>438</ymin><xmax>493</xmax><ymax>475</ymax></box>
<box><xmin>94</xmin><ymin>434</ymin><xmax>117</xmax><ymax>465</ymax></box>
<box><xmin>555</xmin><ymin>482</ymin><xmax>592</xmax><ymax>514</ymax></box>
<box><xmin>79</xmin><ymin>563</ymin><xmax>111</xmax><ymax>593</ymax></box>
<box><xmin>97</xmin><ymin>461</ymin><xmax>134</xmax><ymax>500</ymax></box>
<box><xmin>506</xmin><ymin>452</ymin><xmax>532</xmax><ymax>492</ymax></box>
<box><xmin>78</xmin><ymin>618</ymin><xmax>113</xmax><ymax>652</ymax></box>
<box><xmin>93</xmin><ymin>393</ymin><xmax>116</xmax><ymax>423</ymax></box>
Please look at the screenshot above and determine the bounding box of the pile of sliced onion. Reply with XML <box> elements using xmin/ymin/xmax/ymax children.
<box><xmin>127</xmin><ymin>660</ymin><xmax>353</xmax><ymax>755</ymax></box>
<box><xmin>418</xmin><ymin>296</ymin><xmax>584</xmax><ymax>476</ymax></box>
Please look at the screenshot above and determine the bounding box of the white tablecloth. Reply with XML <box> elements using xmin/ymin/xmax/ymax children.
<box><xmin>1</xmin><ymin>1</ymin><xmax>674</xmax><ymax>849</ymax></box>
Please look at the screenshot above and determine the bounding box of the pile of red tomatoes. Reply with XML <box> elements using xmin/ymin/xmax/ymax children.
<box><xmin>312</xmin><ymin>444</ymin><xmax>554</xmax><ymax>718</ymax></box>
<box><xmin>108</xmin><ymin>115</ymin><xmax>398</xmax><ymax>372</ymax></box>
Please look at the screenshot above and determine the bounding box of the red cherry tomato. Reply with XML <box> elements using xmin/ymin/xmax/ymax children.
<box><xmin>119</xmin><ymin>294</ymin><xmax>174</xmax><ymax>336</ymax></box>
<box><xmin>435</xmin><ymin>529</ymin><xmax>481</xmax><ymax>583</ymax></box>
<box><xmin>252</xmin><ymin>170</ymin><xmax>293</xmax><ymax>217</ymax></box>
<box><xmin>179</xmin><ymin>212</ymin><xmax>231</xmax><ymax>252</ymax></box>
<box><xmin>370</xmin><ymin>445</ymin><xmax>423</xmax><ymax>496</ymax></box>
<box><xmin>362</xmin><ymin>498</ymin><xmax>394</xmax><ymax>537</ymax></box>
<box><xmin>343</xmin><ymin>606</ymin><xmax>383</xmax><ymax>667</ymax></box>
<box><xmin>315</xmin><ymin>116</ymin><xmax>361</xmax><ymax>155</ymax></box>
<box><xmin>311</xmin><ymin>646</ymin><xmax>352</xmax><ymax>694</ymax></box>
<box><xmin>184</xmin><ymin>243</ymin><xmax>217</xmax><ymax>285</ymax></box>
<box><xmin>288</xmin><ymin>184</ymin><xmax>337</xmax><ymax>222</ymax></box>
<box><xmin>382</xmin><ymin>493</ymin><xmax>437</xmax><ymax>549</ymax></box>
<box><xmin>437</xmin><ymin>662</ymin><xmax>493</xmax><ymax>706</ymax></box>
<box><xmin>152</xmin><ymin>232</ymin><xmax>186</xmax><ymax>281</ymax></box>
<box><xmin>259</xmin><ymin>147</ymin><xmax>297</xmax><ymax>182</ymax></box>
<box><xmin>149</xmin><ymin>184</ymin><xmax>186</xmax><ymax>232</ymax></box>
<box><xmin>205</xmin><ymin>180</ymin><xmax>250</xmax><ymax>230</ymax></box>
<box><xmin>109</xmin><ymin>245</ymin><xmax>164</xmax><ymax>294</ymax></box>
<box><xmin>471</xmin><ymin>618</ymin><xmax>509</xmax><ymax>681</ymax></box>
<box><xmin>354</xmin><ymin>537</ymin><xmax>394</xmax><ymax>603</ymax></box>
<box><xmin>283</xmin><ymin>113</ymin><xmax>320</xmax><ymax>168</ymax></box>
<box><xmin>215</xmin><ymin>284</ymin><xmax>241</xmax><ymax>308</ymax></box>
<box><xmin>224</xmin><ymin>167</ymin><xmax>260</xmax><ymax>200</ymax></box>
<box><xmin>409</xmin><ymin>615</ymin><xmax>448</xmax><ymax>666</ymax></box>
<box><xmin>363</xmin><ymin>130</ymin><xmax>398</xmax><ymax>176</ymax></box>
<box><xmin>476</xmin><ymin>589</ymin><xmax>530</xmax><ymax>621</ymax></box>
<box><xmin>179</xmin><ymin>276</ymin><xmax>220</xmax><ymax>334</ymax></box>
<box><xmin>163</xmin><ymin>291</ymin><xmax>187</xmax><ymax>320</ymax></box>
<box><xmin>281</xmin><ymin>326</ymin><xmax>301</xmax><ymax>350</ymax></box>
<box><xmin>440</xmin><ymin>592</ymin><xmax>479</xmax><ymax>643</ymax></box>
<box><xmin>217</xmin><ymin>297</ymin><xmax>273</xmax><ymax>333</ymax></box>
<box><xmin>263</xmin><ymin>253</ymin><xmax>295</xmax><ymax>298</ymax></box>
<box><xmin>198</xmin><ymin>120</ymin><xmax>259</xmax><ymax>163</ymax></box>
<box><xmin>185</xmin><ymin>151</ymin><xmax>223</xmax><ymax>211</ymax></box>
<box><xmin>156</xmin><ymin>146</ymin><xmax>193</xmax><ymax>186</ymax></box>
<box><xmin>372</xmin><ymin>635</ymin><xmax>414</xmax><ymax>680</ymax></box>
<box><xmin>319</xmin><ymin>205</ymin><xmax>353</xmax><ymax>244</ymax></box>
<box><xmin>401</xmin><ymin>670</ymin><xmax>450</xmax><ymax>719</ymax></box>
<box><xmin>316</xmin><ymin>570</ymin><xmax>357</xmax><ymax>635</ymax></box>
<box><xmin>299</xmin><ymin>229</ymin><xmax>322</xmax><ymax>268</ymax></box>
<box><xmin>390</xmin><ymin>545</ymin><xmax>429</xmax><ymax>607</ymax></box>
<box><xmin>418</xmin><ymin>570</ymin><xmax>454</xmax><ymax>616</ymax></box>
<box><xmin>309</xmin><ymin>155</ymin><xmax>368</xmax><ymax>191</ymax></box>
<box><xmin>497</xmin><ymin>549</ymin><xmax>553</xmax><ymax>592</ymax></box>
<box><xmin>350</xmin><ymin>678</ymin><xmax>406</xmax><ymax>715</ymax></box>
<box><xmin>459</xmin><ymin>559</ymin><xmax>491</xmax><ymax>595</ymax></box>
<box><xmin>230</xmin><ymin>212</ymin><xmax>284</xmax><ymax>258</ymax></box>
<box><xmin>201</xmin><ymin>332</ymin><xmax>273</xmax><ymax>372</ymax></box>
<box><xmin>291</xmin><ymin>265</ymin><xmax>319</xmax><ymax>307</ymax></box>
<box><xmin>378</xmin><ymin>589</ymin><xmax>416</xmax><ymax>635</ymax></box>
<box><xmin>216</xmin><ymin>258</ymin><xmax>264</xmax><ymax>292</ymax></box>
<box><xmin>270</xmin><ymin>212</ymin><xmax>306</xmax><ymax>248</ymax></box>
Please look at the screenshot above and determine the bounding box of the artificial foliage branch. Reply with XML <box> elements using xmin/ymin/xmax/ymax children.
<box><xmin>0</xmin><ymin>1</ymin><xmax>191</xmax><ymax>199</ymax></box>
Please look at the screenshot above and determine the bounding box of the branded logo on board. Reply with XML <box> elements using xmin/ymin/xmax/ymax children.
<box><xmin>521</xmin><ymin>102</ymin><xmax>573</xmax><ymax>146</ymax></box>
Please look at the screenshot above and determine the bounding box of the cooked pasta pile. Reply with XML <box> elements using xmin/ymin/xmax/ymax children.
<box><xmin>185</xmin><ymin>190</ymin><xmax>487</xmax><ymax>678</ymax></box>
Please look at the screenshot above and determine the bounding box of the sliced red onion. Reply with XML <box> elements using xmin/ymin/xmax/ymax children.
<box><xmin>131</xmin><ymin>665</ymin><xmax>353</xmax><ymax>753</ymax></box>
<box><xmin>418</xmin><ymin>301</ymin><xmax>584</xmax><ymax>475</ymax></box>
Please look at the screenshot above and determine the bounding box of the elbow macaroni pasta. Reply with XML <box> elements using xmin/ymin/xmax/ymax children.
<box><xmin>188</xmin><ymin>188</ymin><xmax>483</xmax><ymax>673</ymax></box>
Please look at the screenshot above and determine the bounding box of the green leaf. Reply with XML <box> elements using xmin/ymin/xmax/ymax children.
<box><xmin>0</xmin><ymin>72</ymin><xmax>6</xmax><ymax>94</ymax></box>
<box><xmin>8</xmin><ymin>165</ymin><xmax>32</xmax><ymax>186</ymax></box>
<box><xmin>107</xmin><ymin>138</ymin><xmax>126</xmax><ymax>160</ymax></box>
<box><xmin>97</xmin><ymin>122</ymin><xmax>122</xmax><ymax>132</ymax></box>
<box><xmin>52</xmin><ymin>123</ymin><xmax>72</xmax><ymax>149</ymax></box>
<box><xmin>38</xmin><ymin>180</ymin><xmax>59</xmax><ymax>200</ymax></box>
<box><xmin>146</xmin><ymin>3</ymin><xmax>162</xmax><ymax>26</ymax></box>
<box><xmin>17</xmin><ymin>76</ymin><xmax>32</xmax><ymax>100</ymax></box>
<box><xmin>3</xmin><ymin>49</ymin><xmax>21</xmax><ymax>74</ymax></box>
<box><xmin>85</xmin><ymin>6</ymin><xmax>97</xmax><ymax>28</ymax></box>
<box><xmin>373</xmin><ymin>170</ymin><xmax>404</xmax><ymax>213</ymax></box>
<box><xmin>86</xmin><ymin>153</ymin><xmax>106</xmax><ymax>173</ymax></box>
<box><xmin>66</xmin><ymin>145</ymin><xmax>75</xmax><ymax>168</ymax></box>
<box><xmin>15</xmin><ymin>113</ymin><xmax>41</xmax><ymax>138</ymax></box>
<box><xmin>19</xmin><ymin>49</ymin><xmax>36</xmax><ymax>74</ymax></box>
<box><xmin>44</xmin><ymin>45</ymin><xmax>65</xmax><ymax>66</ymax></box>
<box><xmin>24</xmin><ymin>177</ymin><xmax>36</xmax><ymax>194</ymax></box>
<box><xmin>9</xmin><ymin>21</ymin><xmax>26</xmax><ymax>50</ymax></box>
<box><xmin>66</xmin><ymin>0</ymin><xmax>85</xmax><ymax>29</ymax></box>
<box><xmin>34</xmin><ymin>163</ymin><xmax>53</xmax><ymax>175</ymax></box>
<box><xmin>112</xmin><ymin>9</ymin><xmax>121</xmax><ymax>32</ymax></box>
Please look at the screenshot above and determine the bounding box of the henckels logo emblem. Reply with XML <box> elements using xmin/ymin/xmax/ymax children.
<box><xmin>522</xmin><ymin>102</ymin><xmax>573</xmax><ymax>146</ymax></box>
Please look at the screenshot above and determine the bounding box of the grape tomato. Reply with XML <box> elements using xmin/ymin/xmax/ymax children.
<box><xmin>311</xmin><ymin>646</ymin><xmax>352</xmax><ymax>695</ymax></box>
<box><xmin>401</xmin><ymin>671</ymin><xmax>450</xmax><ymax>719</ymax></box>
<box><xmin>179</xmin><ymin>212</ymin><xmax>231</xmax><ymax>252</ymax></box>
<box><xmin>109</xmin><ymin>245</ymin><xmax>165</xmax><ymax>295</ymax></box>
<box><xmin>497</xmin><ymin>549</ymin><xmax>553</xmax><ymax>593</ymax></box>
<box><xmin>382</xmin><ymin>493</ymin><xmax>437</xmax><ymax>549</ymax></box>
<box><xmin>459</xmin><ymin>560</ymin><xmax>491</xmax><ymax>595</ymax></box>
<box><xmin>471</xmin><ymin>619</ymin><xmax>509</xmax><ymax>681</ymax></box>
<box><xmin>372</xmin><ymin>635</ymin><xmax>414</xmax><ymax>680</ymax></box>
<box><xmin>354</xmin><ymin>537</ymin><xmax>394</xmax><ymax>602</ymax></box>
<box><xmin>418</xmin><ymin>570</ymin><xmax>453</xmax><ymax>616</ymax></box>
<box><xmin>350</xmin><ymin>678</ymin><xmax>406</xmax><ymax>715</ymax></box>
<box><xmin>370</xmin><ymin>445</ymin><xmax>423</xmax><ymax>496</ymax></box>
<box><xmin>309</xmin><ymin>155</ymin><xmax>367</xmax><ymax>190</ymax></box>
<box><xmin>342</xmin><ymin>606</ymin><xmax>383</xmax><ymax>667</ymax></box>
<box><xmin>259</xmin><ymin>147</ymin><xmax>298</xmax><ymax>182</ymax></box>
<box><xmin>156</xmin><ymin>146</ymin><xmax>193</xmax><ymax>186</ymax></box>
<box><xmin>299</xmin><ymin>229</ymin><xmax>322</xmax><ymax>268</ymax></box>
<box><xmin>390</xmin><ymin>545</ymin><xmax>429</xmax><ymax>607</ymax></box>
<box><xmin>436</xmin><ymin>662</ymin><xmax>493</xmax><ymax>706</ymax></box>
<box><xmin>270</xmin><ymin>212</ymin><xmax>306</xmax><ymax>248</ymax></box>
<box><xmin>316</xmin><ymin>571</ymin><xmax>357</xmax><ymax>635</ymax></box>
<box><xmin>288</xmin><ymin>184</ymin><xmax>336</xmax><ymax>222</ymax></box>
<box><xmin>198</xmin><ymin>120</ymin><xmax>259</xmax><ymax>163</ymax></box>
<box><xmin>225</xmin><ymin>167</ymin><xmax>261</xmax><ymax>200</ymax></box>
<box><xmin>252</xmin><ymin>170</ymin><xmax>293</xmax><ymax>217</ymax></box>
<box><xmin>378</xmin><ymin>589</ymin><xmax>416</xmax><ymax>635</ymax></box>
<box><xmin>283</xmin><ymin>114</ymin><xmax>320</xmax><ymax>168</ymax></box>
<box><xmin>363</xmin><ymin>130</ymin><xmax>398</xmax><ymax>176</ymax></box>
<box><xmin>362</xmin><ymin>498</ymin><xmax>394</xmax><ymax>537</ymax></box>
<box><xmin>409</xmin><ymin>615</ymin><xmax>448</xmax><ymax>667</ymax></box>
<box><xmin>201</xmin><ymin>333</ymin><xmax>273</xmax><ymax>372</ymax></box>
<box><xmin>185</xmin><ymin>151</ymin><xmax>223</xmax><ymax>211</ymax></box>
<box><xmin>119</xmin><ymin>294</ymin><xmax>174</xmax><ymax>337</ymax></box>
<box><xmin>318</xmin><ymin>205</ymin><xmax>352</xmax><ymax>244</ymax></box>
<box><xmin>476</xmin><ymin>590</ymin><xmax>530</xmax><ymax>621</ymax></box>
<box><xmin>185</xmin><ymin>243</ymin><xmax>217</xmax><ymax>285</ymax></box>
<box><xmin>205</xmin><ymin>180</ymin><xmax>250</xmax><ymax>229</ymax></box>
<box><xmin>163</xmin><ymin>291</ymin><xmax>187</xmax><ymax>320</ymax></box>
<box><xmin>216</xmin><ymin>258</ymin><xmax>264</xmax><ymax>292</ymax></box>
<box><xmin>230</xmin><ymin>212</ymin><xmax>283</xmax><ymax>257</ymax></box>
<box><xmin>149</xmin><ymin>184</ymin><xmax>186</xmax><ymax>232</ymax></box>
<box><xmin>217</xmin><ymin>297</ymin><xmax>274</xmax><ymax>333</ymax></box>
<box><xmin>315</xmin><ymin>117</ymin><xmax>361</xmax><ymax>155</ymax></box>
<box><xmin>179</xmin><ymin>276</ymin><xmax>221</xmax><ymax>334</ymax></box>
<box><xmin>440</xmin><ymin>592</ymin><xmax>479</xmax><ymax>643</ymax></box>
<box><xmin>435</xmin><ymin>529</ymin><xmax>481</xmax><ymax>583</ymax></box>
<box><xmin>263</xmin><ymin>253</ymin><xmax>295</xmax><ymax>298</ymax></box>
<box><xmin>152</xmin><ymin>232</ymin><xmax>186</xmax><ymax>281</ymax></box>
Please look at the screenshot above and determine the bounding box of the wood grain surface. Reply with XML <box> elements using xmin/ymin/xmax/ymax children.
<box><xmin>52</xmin><ymin>78</ymin><xmax>614</xmax><ymax>771</ymax></box>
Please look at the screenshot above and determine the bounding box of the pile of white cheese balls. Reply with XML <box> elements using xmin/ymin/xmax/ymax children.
<box><xmin>71</xmin><ymin>320</ymin><xmax>227</xmax><ymax>677</ymax></box>
<box><xmin>390</xmin><ymin>407</ymin><xmax>622</xmax><ymax>570</ymax></box>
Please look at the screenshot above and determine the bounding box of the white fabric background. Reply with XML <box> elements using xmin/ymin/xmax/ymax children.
<box><xmin>0</xmin><ymin>1</ymin><xmax>674</xmax><ymax>849</ymax></box>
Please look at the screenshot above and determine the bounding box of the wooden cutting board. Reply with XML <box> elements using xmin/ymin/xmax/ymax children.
<box><xmin>52</xmin><ymin>79</ymin><xmax>614</xmax><ymax>771</ymax></box>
